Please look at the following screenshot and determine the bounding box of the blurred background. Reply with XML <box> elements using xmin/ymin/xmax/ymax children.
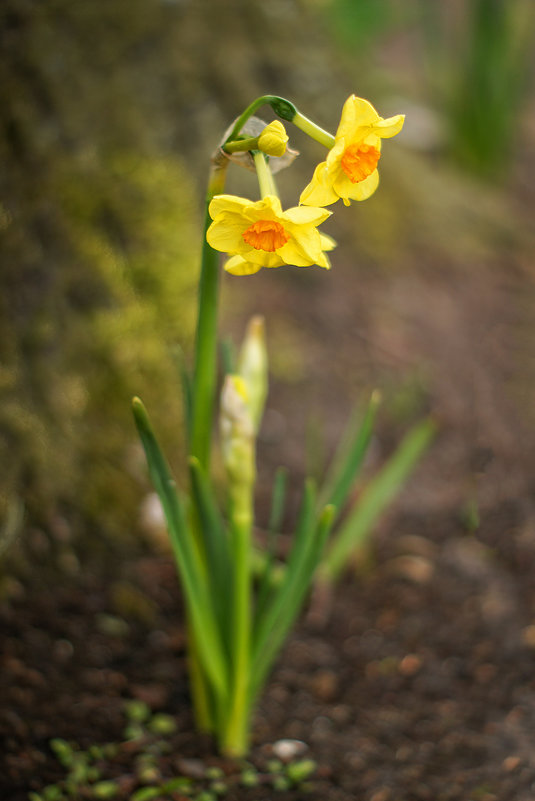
<box><xmin>1</xmin><ymin>0</ymin><xmax>535</xmax><ymax>558</ymax></box>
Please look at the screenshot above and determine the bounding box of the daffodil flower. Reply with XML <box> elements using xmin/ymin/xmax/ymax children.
<box><xmin>206</xmin><ymin>194</ymin><xmax>334</xmax><ymax>276</ymax></box>
<box><xmin>300</xmin><ymin>95</ymin><xmax>404</xmax><ymax>207</ymax></box>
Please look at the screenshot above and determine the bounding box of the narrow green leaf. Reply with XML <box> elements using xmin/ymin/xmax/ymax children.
<box><xmin>319</xmin><ymin>390</ymin><xmax>380</xmax><ymax>515</ymax></box>
<box><xmin>250</xmin><ymin>502</ymin><xmax>335</xmax><ymax>702</ymax></box>
<box><xmin>253</xmin><ymin>478</ymin><xmax>315</xmax><ymax>645</ymax></box>
<box><xmin>189</xmin><ymin>456</ymin><xmax>232</xmax><ymax>640</ymax></box>
<box><xmin>132</xmin><ymin>397</ymin><xmax>228</xmax><ymax>700</ymax></box>
<box><xmin>254</xmin><ymin>466</ymin><xmax>288</xmax><ymax>625</ymax></box>
<box><xmin>324</xmin><ymin>417</ymin><xmax>436</xmax><ymax>580</ymax></box>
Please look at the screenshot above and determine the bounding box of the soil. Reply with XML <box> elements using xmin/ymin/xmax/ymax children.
<box><xmin>3</xmin><ymin>206</ymin><xmax>535</xmax><ymax>801</ymax></box>
<box><xmin>3</xmin><ymin>500</ymin><xmax>535</xmax><ymax>801</ymax></box>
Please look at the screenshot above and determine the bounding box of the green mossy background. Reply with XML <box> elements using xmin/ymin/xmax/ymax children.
<box><xmin>0</xmin><ymin>0</ymin><xmax>346</xmax><ymax>544</ymax></box>
<box><xmin>0</xmin><ymin>1</ymin><xmax>203</xmax><ymax>540</ymax></box>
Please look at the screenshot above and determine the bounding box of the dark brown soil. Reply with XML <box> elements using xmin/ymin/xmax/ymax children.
<box><xmin>3</xmin><ymin>496</ymin><xmax>535</xmax><ymax>801</ymax></box>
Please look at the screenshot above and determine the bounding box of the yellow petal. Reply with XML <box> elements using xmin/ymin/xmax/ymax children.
<box><xmin>299</xmin><ymin>163</ymin><xmax>339</xmax><ymax>207</ymax></box>
<box><xmin>325</xmin><ymin>137</ymin><xmax>346</xmax><ymax>170</ymax></box>
<box><xmin>334</xmin><ymin>168</ymin><xmax>379</xmax><ymax>202</ymax></box>
<box><xmin>336</xmin><ymin>95</ymin><xmax>381</xmax><ymax>142</ymax></box>
<box><xmin>319</xmin><ymin>233</ymin><xmax>337</xmax><ymax>252</ymax></box>
<box><xmin>277</xmin><ymin>241</ymin><xmax>315</xmax><ymax>267</ymax></box>
<box><xmin>319</xmin><ymin>249</ymin><xmax>332</xmax><ymax>269</ymax></box>
<box><xmin>243</xmin><ymin>194</ymin><xmax>284</xmax><ymax>222</ymax></box>
<box><xmin>209</xmin><ymin>194</ymin><xmax>250</xmax><ymax>219</ymax></box>
<box><xmin>224</xmin><ymin>255</ymin><xmax>262</xmax><ymax>276</ymax></box>
<box><xmin>263</xmin><ymin>254</ymin><xmax>285</xmax><ymax>269</ymax></box>
<box><xmin>372</xmin><ymin>113</ymin><xmax>405</xmax><ymax>138</ymax></box>
<box><xmin>279</xmin><ymin>225</ymin><xmax>325</xmax><ymax>266</ymax></box>
<box><xmin>207</xmin><ymin>215</ymin><xmax>248</xmax><ymax>253</ymax></box>
<box><xmin>283</xmin><ymin>205</ymin><xmax>331</xmax><ymax>226</ymax></box>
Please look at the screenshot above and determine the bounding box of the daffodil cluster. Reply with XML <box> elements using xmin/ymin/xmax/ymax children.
<box><xmin>208</xmin><ymin>94</ymin><xmax>404</xmax><ymax>276</ymax></box>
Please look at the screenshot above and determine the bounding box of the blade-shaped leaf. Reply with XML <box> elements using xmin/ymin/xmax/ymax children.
<box><xmin>250</xmin><ymin>501</ymin><xmax>335</xmax><ymax>703</ymax></box>
<box><xmin>319</xmin><ymin>390</ymin><xmax>380</xmax><ymax>515</ymax></box>
<box><xmin>189</xmin><ymin>456</ymin><xmax>232</xmax><ymax>642</ymax></box>
<box><xmin>254</xmin><ymin>466</ymin><xmax>288</xmax><ymax>625</ymax></box>
<box><xmin>132</xmin><ymin>397</ymin><xmax>228</xmax><ymax>700</ymax></box>
<box><xmin>324</xmin><ymin>417</ymin><xmax>436</xmax><ymax>581</ymax></box>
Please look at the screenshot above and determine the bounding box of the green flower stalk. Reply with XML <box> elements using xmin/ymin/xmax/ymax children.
<box><xmin>219</xmin><ymin>374</ymin><xmax>255</xmax><ymax>754</ymax></box>
<box><xmin>133</xmin><ymin>93</ymin><xmax>431</xmax><ymax>757</ymax></box>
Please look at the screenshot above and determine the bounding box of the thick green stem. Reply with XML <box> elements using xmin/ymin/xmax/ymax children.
<box><xmin>221</xmin><ymin>488</ymin><xmax>253</xmax><ymax>757</ymax></box>
<box><xmin>191</xmin><ymin>161</ymin><xmax>228</xmax><ymax>470</ymax></box>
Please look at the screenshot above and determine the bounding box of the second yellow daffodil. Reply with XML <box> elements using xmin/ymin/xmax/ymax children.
<box><xmin>207</xmin><ymin>194</ymin><xmax>334</xmax><ymax>276</ymax></box>
<box><xmin>300</xmin><ymin>95</ymin><xmax>405</xmax><ymax>207</ymax></box>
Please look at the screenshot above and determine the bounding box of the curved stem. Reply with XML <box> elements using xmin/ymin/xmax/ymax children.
<box><xmin>224</xmin><ymin>94</ymin><xmax>297</xmax><ymax>145</ymax></box>
<box><xmin>293</xmin><ymin>111</ymin><xmax>336</xmax><ymax>149</ymax></box>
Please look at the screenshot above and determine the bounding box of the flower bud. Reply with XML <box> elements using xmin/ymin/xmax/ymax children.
<box><xmin>258</xmin><ymin>120</ymin><xmax>289</xmax><ymax>158</ymax></box>
<box><xmin>237</xmin><ymin>316</ymin><xmax>268</xmax><ymax>433</ymax></box>
<box><xmin>220</xmin><ymin>375</ymin><xmax>255</xmax><ymax>488</ymax></box>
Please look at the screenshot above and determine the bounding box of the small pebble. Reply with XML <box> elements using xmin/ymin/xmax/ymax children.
<box><xmin>176</xmin><ymin>757</ymin><xmax>207</xmax><ymax>779</ymax></box>
<box><xmin>309</xmin><ymin>669</ymin><xmax>338</xmax><ymax>701</ymax></box>
<box><xmin>521</xmin><ymin>624</ymin><xmax>535</xmax><ymax>648</ymax></box>
<box><xmin>387</xmin><ymin>555</ymin><xmax>434</xmax><ymax>584</ymax></box>
<box><xmin>399</xmin><ymin>654</ymin><xmax>422</xmax><ymax>676</ymax></box>
<box><xmin>370</xmin><ymin>787</ymin><xmax>391</xmax><ymax>801</ymax></box>
<box><xmin>272</xmin><ymin>738</ymin><xmax>308</xmax><ymax>761</ymax></box>
<box><xmin>502</xmin><ymin>755</ymin><xmax>521</xmax><ymax>772</ymax></box>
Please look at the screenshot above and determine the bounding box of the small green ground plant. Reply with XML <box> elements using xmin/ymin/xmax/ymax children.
<box><xmin>133</xmin><ymin>94</ymin><xmax>434</xmax><ymax>757</ymax></box>
<box><xmin>29</xmin><ymin>701</ymin><xmax>317</xmax><ymax>801</ymax></box>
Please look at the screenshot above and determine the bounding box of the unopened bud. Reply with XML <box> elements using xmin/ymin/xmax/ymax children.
<box><xmin>220</xmin><ymin>375</ymin><xmax>255</xmax><ymax>488</ymax></box>
<box><xmin>258</xmin><ymin>121</ymin><xmax>289</xmax><ymax>158</ymax></box>
<box><xmin>238</xmin><ymin>316</ymin><xmax>268</xmax><ymax>432</ymax></box>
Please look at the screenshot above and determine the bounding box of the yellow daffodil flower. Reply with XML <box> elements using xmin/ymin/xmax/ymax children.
<box><xmin>300</xmin><ymin>95</ymin><xmax>405</xmax><ymax>207</ymax></box>
<box><xmin>257</xmin><ymin>120</ymin><xmax>289</xmax><ymax>158</ymax></box>
<box><xmin>206</xmin><ymin>194</ymin><xmax>334</xmax><ymax>276</ymax></box>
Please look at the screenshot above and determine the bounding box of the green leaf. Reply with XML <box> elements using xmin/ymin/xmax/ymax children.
<box><xmin>324</xmin><ymin>417</ymin><xmax>436</xmax><ymax>580</ymax></box>
<box><xmin>132</xmin><ymin>397</ymin><xmax>228</xmax><ymax>702</ymax></box>
<box><xmin>147</xmin><ymin>713</ymin><xmax>177</xmax><ymax>736</ymax></box>
<box><xmin>124</xmin><ymin>699</ymin><xmax>151</xmax><ymax>723</ymax></box>
<box><xmin>92</xmin><ymin>781</ymin><xmax>119</xmax><ymax>799</ymax></box>
<box><xmin>254</xmin><ymin>466</ymin><xmax>288</xmax><ymax>623</ymax></box>
<box><xmin>49</xmin><ymin>738</ymin><xmax>75</xmax><ymax>768</ymax></box>
<box><xmin>188</xmin><ymin>456</ymin><xmax>232</xmax><ymax>641</ymax></box>
<box><xmin>319</xmin><ymin>391</ymin><xmax>380</xmax><ymax>515</ymax></box>
<box><xmin>129</xmin><ymin>788</ymin><xmax>162</xmax><ymax>801</ymax></box>
<box><xmin>251</xmin><ymin>480</ymin><xmax>335</xmax><ymax>701</ymax></box>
